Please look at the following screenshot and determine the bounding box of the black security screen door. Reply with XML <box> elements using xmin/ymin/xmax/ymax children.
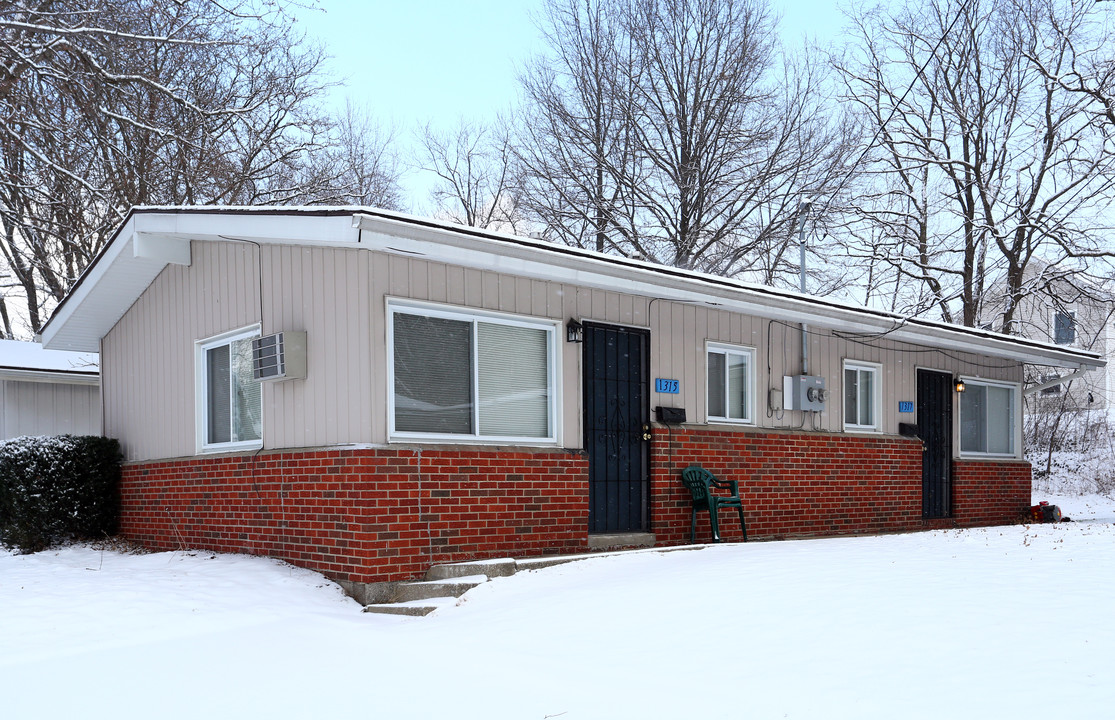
<box><xmin>583</xmin><ymin>322</ymin><xmax>650</xmax><ymax>533</ymax></box>
<box><xmin>917</xmin><ymin>369</ymin><xmax>953</xmax><ymax>518</ymax></box>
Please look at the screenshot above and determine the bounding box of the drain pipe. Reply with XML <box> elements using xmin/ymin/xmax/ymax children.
<box><xmin>798</xmin><ymin>199</ymin><xmax>812</xmax><ymax>375</ymax></box>
<box><xmin>1024</xmin><ymin>367</ymin><xmax>1093</xmax><ymax>396</ymax></box>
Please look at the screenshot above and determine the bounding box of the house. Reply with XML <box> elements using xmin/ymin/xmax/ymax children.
<box><xmin>0</xmin><ymin>339</ymin><xmax>99</xmax><ymax>440</ymax></box>
<box><xmin>38</xmin><ymin>207</ymin><xmax>1104</xmax><ymax>602</ymax></box>
<box><xmin>983</xmin><ymin>264</ymin><xmax>1114</xmax><ymax>414</ymax></box>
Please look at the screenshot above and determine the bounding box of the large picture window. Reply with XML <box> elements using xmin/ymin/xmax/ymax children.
<box><xmin>959</xmin><ymin>379</ymin><xmax>1017</xmax><ymax>456</ymax></box>
<box><xmin>706</xmin><ymin>343</ymin><xmax>754</xmax><ymax>423</ymax></box>
<box><xmin>197</xmin><ymin>327</ymin><xmax>262</xmax><ymax>451</ymax></box>
<box><xmin>843</xmin><ymin>361</ymin><xmax>880</xmax><ymax>431</ymax></box>
<box><xmin>389</xmin><ymin>303</ymin><xmax>557</xmax><ymax>442</ymax></box>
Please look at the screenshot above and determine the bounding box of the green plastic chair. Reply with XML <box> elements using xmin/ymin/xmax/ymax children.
<box><xmin>680</xmin><ymin>465</ymin><xmax>747</xmax><ymax>543</ymax></box>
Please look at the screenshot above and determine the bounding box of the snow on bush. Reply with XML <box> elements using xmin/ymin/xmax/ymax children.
<box><xmin>0</xmin><ymin>435</ymin><xmax>122</xmax><ymax>553</ymax></box>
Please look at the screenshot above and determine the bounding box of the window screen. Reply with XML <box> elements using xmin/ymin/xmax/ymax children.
<box><xmin>393</xmin><ymin>314</ymin><xmax>473</xmax><ymax>434</ymax></box>
<box><xmin>707</xmin><ymin>352</ymin><xmax>726</xmax><ymax>418</ymax></box>
<box><xmin>207</xmin><ymin>344</ymin><xmax>231</xmax><ymax>444</ymax></box>
<box><xmin>477</xmin><ymin>322</ymin><xmax>550</xmax><ymax>437</ymax></box>
<box><xmin>844</xmin><ymin>365</ymin><xmax>876</xmax><ymax>428</ymax></box>
<box><xmin>203</xmin><ymin>333</ymin><xmax>262</xmax><ymax>448</ymax></box>
<box><xmin>707</xmin><ymin>346</ymin><xmax>752</xmax><ymax>422</ymax></box>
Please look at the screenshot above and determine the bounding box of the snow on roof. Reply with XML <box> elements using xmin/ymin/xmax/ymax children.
<box><xmin>0</xmin><ymin>339</ymin><xmax>98</xmax><ymax>376</ymax></box>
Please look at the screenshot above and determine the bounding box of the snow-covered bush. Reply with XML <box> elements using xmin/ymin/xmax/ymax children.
<box><xmin>0</xmin><ymin>435</ymin><xmax>122</xmax><ymax>553</ymax></box>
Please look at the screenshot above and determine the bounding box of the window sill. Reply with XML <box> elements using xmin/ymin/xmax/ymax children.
<box><xmin>198</xmin><ymin>440</ymin><xmax>263</xmax><ymax>455</ymax></box>
<box><xmin>957</xmin><ymin>452</ymin><xmax>1020</xmax><ymax>460</ymax></box>
<box><xmin>388</xmin><ymin>433</ymin><xmax>560</xmax><ymax>447</ymax></box>
<box><xmin>706</xmin><ymin>418</ymin><xmax>755</xmax><ymax>426</ymax></box>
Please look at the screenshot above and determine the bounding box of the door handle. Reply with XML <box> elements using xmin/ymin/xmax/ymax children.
<box><xmin>642</xmin><ymin>424</ymin><xmax>653</xmax><ymax>441</ymax></box>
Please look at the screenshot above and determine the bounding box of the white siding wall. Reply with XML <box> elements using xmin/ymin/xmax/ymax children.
<box><xmin>1</xmin><ymin>380</ymin><xmax>100</xmax><ymax>439</ymax></box>
<box><xmin>103</xmin><ymin>241</ymin><xmax>1023</xmax><ymax>461</ymax></box>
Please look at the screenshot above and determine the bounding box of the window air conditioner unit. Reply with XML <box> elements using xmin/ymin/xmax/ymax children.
<box><xmin>252</xmin><ymin>331</ymin><xmax>307</xmax><ymax>381</ymax></box>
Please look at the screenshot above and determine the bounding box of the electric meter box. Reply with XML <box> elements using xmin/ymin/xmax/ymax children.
<box><xmin>783</xmin><ymin>375</ymin><xmax>827</xmax><ymax>411</ymax></box>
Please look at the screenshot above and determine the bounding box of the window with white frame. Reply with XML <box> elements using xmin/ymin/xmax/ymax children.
<box><xmin>198</xmin><ymin>327</ymin><xmax>262</xmax><ymax>451</ymax></box>
<box><xmin>959</xmin><ymin>379</ymin><xmax>1017</xmax><ymax>456</ymax></box>
<box><xmin>706</xmin><ymin>343</ymin><xmax>754</xmax><ymax>423</ymax></box>
<box><xmin>389</xmin><ymin>303</ymin><xmax>557</xmax><ymax>442</ymax></box>
<box><xmin>843</xmin><ymin>360</ymin><xmax>880</xmax><ymax>431</ymax></box>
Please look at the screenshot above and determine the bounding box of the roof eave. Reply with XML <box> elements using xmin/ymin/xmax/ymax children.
<box><xmin>351</xmin><ymin>212</ymin><xmax>1105</xmax><ymax>372</ymax></box>
<box><xmin>40</xmin><ymin>208</ymin><xmax>362</xmax><ymax>352</ymax></box>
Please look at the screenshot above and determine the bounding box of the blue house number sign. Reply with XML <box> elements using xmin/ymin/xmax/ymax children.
<box><xmin>898</xmin><ymin>401</ymin><xmax>914</xmax><ymax>413</ymax></box>
<box><xmin>656</xmin><ymin>378</ymin><xmax>680</xmax><ymax>394</ymax></box>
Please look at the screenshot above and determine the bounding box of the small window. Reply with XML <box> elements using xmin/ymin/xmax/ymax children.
<box><xmin>1039</xmin><ymin>374</ymin><xmax>1062</xmax><ymax>396</ymax></box>
<box><xmin>389</xmin><ymin>303</ymin><xmax>557</xmax><ymax>442</ymax></box>
<box><xmin>198</xmin><ymin>327</ymin><xmax>262</xmax><ymax>452</ymax></box>
<box><xmin>706</xmin><ymin>343</ymin><xmax>754</xmax><ymax>423</ymax></box>
<box><xmin>959</xmin><ymin>379</ymin><xmax>1017</xmax><ymax>456</ymax></box>
<box><xmin>843</xmin><ymin>361</ymin><xmax>881</xmax><ymax>431</ymax></box>
<box><xmin>1054</xmin><ymin>311</ymin><xmax>1075</xmax><ymax>345</ymax></box>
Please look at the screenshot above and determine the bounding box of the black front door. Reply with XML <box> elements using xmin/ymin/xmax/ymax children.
<box><xmin>583</xmin><ymin>322</ymin><xmax>650</xmax><ymax>533</ymax></box>
<box><xmin>917</xmin><ymin>369</ymin><xmax>953</xmax><ymax>518</ymax></box>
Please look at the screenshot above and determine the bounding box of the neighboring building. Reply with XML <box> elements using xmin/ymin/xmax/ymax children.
<box><xmin>39</xmin><ymin>207</ymin><xmax>1103</xmax><ymax>602</ymax></box>
<box><xmin>987</xmin><ymin>265</ymin><xmax>1114</xmax><ymax>411</ymax></box>
<box><xmin>0</xmin><ymin>339</ymin><xmax>100</xmax><ymax>440</ymax></box>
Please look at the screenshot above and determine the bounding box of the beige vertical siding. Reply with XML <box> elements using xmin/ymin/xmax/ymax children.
<box><xmin>104</xmin><ymin>241</ymin><xmax>377</xmax><ymax>461</ymax></box>
<box><xmin>102</xmin><ymin>239</ymin><xmax>1023</xmax><ymax>461</ymax></box>
<box><xmin>103</xmin><ymin>240</ymin><xmax>259</xmax><ymax>460</ymax></box>
<box><xmin>650</xmin><ymin>308</ymin><xmax>1021</xmax><ymax>434</ymax></box>
<box><xmin>1</xmin><ymin>380</ymin><xmax>100</xmax><ymax>439</ymax></box>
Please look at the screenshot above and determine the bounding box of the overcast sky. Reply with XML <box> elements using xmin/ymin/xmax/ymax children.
<box><xmin>295</xmin><ymin>0</ymin><xmax>847</xmax><ymax>208</ymax></box>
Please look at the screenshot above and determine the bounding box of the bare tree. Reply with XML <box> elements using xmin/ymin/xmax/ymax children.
<box><xmin>417</xmin><ymin>118</ymin><xmax>520</xmax><ymax>231</ymax></box>
<box><xmin>515</xmin><ymin>0</ymin><xmax>642</xmax><ymax>255</ymax></box>
<box><xmin>833</xmin><ymin>0</ymin><xmax>1115</xmax><ymax>328</ymax></box>
<box><xmin>289</xmin><ymin>102</ymin><xmax>404</xmax><ymax>209</ymax></box>
<box><xmin>0</xmin><ymin>0</ymin><xmax>360</xmax><ymax>336</ymax></box>
<box><xmin>516</xmin><ymin>0</ymin><xmax>855</xmax><ymax>286</ymax></box>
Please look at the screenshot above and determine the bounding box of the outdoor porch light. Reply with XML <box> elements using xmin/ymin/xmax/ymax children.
<box><xmin>567</xmin><ymin>319</ymin><xmax>583</xmax><ymax>343</ymax></box>
<box><xmin>955</xmin><ymin>378</ymin><xmax>966</xmax><ymax>393</ymax></box>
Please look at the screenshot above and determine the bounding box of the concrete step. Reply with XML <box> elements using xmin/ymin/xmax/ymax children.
<box><xmin>424</xmin><ymin>558</ymin><xmax>517</xmax><ymax>581</ymax></box>
<box><xmin>391</xmin><ymin>575</ymin><xmax>489</xmax><ymax>603</ymax></box>
<box><xmin>364</xmin><ymin>545</ymin><xmax>711</xmax><ymax>617</ymax></box>
<box><xmin>363</xmin><ymin>596</ymin><xmax>459</xmax><ymax>617</ymax></box>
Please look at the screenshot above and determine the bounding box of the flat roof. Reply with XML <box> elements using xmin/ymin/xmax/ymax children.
<box><xmin>0</xmin><ymin>339</ymin><xmax>99</xmax><ymax>384</ymax></box>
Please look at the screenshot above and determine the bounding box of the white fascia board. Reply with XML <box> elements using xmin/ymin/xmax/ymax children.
<box><xmin>357</xmin><ymin>223</ymin><xmax>892</xmax><ymax>335</ymax></box>
<box><xmin>0</xmin><ymin>368</ymin><xmax>100</xmax><ymax>385</ymax></box>
<box><xmin>353</xmin><ymin>212</ymin><xmax>1106</xmax><ymax>372</ymax></box>
<box><xmin>133</xmin><ymin>211</ymin><xmax>361</xmax><ymax>247</ymax></box>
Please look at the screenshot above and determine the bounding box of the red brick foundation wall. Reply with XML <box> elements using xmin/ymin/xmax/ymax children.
<box><xmin>120</xmin><ymin>448</ymin><xmax>588</xmax><ymax>585</ymax></box>
<box><xmin>648</xmin><ymin>426</ymin><xmax>1032</xmax><ymax>544</ymax></box>
<box><xmin>118</xmin><ymin>430</ymin><xmax>1031</xmax><ymax>587</ymax></box>
<box><xmin>952</xmin><ymin>459</ymin><xmax>1032</xmax><ymax>525</ymax></box>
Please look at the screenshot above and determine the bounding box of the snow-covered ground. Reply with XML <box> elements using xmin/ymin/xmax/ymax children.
<box><xmin>2</xmin><ymin>492</ymin><xmax>1113</xmax><ymax>720</ymax></box>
